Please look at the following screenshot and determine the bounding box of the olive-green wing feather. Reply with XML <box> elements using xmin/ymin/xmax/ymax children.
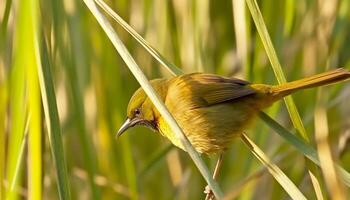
<box><xmin>166</xmin><ymin>73</ymin><xmax>256</xmax><ymax>109</ymax></box>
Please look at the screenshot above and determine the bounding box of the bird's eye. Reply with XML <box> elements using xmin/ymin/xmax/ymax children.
<box><xmin>134</xmin><ymin>108</ymin><xmax>141</xmax><ymax>116</ymax></box>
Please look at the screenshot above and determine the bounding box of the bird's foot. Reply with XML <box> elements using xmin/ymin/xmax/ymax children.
<box><xmin>204</xmin><ymin>185</ymin><xmax>215</xmax><ymax>200</ymax></box>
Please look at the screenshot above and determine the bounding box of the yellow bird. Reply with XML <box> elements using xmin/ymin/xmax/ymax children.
<box><xmin>118</xmin><ymin>68</ymin><xmax>350</xmax><ymax>155</ymax></box>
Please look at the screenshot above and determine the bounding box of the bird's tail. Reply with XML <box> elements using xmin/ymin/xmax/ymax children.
<box><xmin>271</xmin><ymin>68</ymin><xmax>350</xmax><ymax>97</ymax></box>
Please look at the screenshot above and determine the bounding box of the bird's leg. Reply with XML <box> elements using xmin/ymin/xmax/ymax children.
<box><xmin>204</xmin><ymin>154</ymin><xmax>224</xmax><ymax>200</ymax></box>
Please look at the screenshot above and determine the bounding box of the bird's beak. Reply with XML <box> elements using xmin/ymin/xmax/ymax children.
<box><xmin>117</xmin><ymin>118</ymin><xmax>132</xmax><ymax>138</ymax></box>
<box><xmin>117</xmin><ymin>118</ymin><xmax>142</xmax><ymax>138</ymax></box>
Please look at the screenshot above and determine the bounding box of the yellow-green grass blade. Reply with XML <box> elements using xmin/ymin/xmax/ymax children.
<box><xmin>245</xmin><ymin>0</ymin><xmax>324</xmax><ymax>197</ymax></box>
<box><xmin>82</xmin><ymin>0</ymin><xmax>223</xmax><ymax>198</ymax></box>
<box><xmin>7</xmin><ymin>115</ymin><xmax>28</xmax><ymax>199</ymax></box>
<box><xmin>22</xmin><ymin>0</ymin><xmax>42</xmax><ymax>198</ymax></box>
<box><xmin>6</xmin><ymin>0</ymin><xmax>31</xmax><ymax>197</ymax></box>
<box><xmin>94</xmin><ymin>0</ymin><xmax>183</xmax><ymax>76</ymax></box>
<box><xmin>28</xmin><ymin>63</ymin><xmax>42</xmax><ymax>199</ymax></box>
<box><xmin>241</xmin><ymin>133</ymin><xmax>307</xmax><ymax>200</ymax></box>
<box><xmin>0</xmin><ymin>78</ymin><xmax>7</xmax><ymax>200</ymax></box>
<box><xmin>38</xmin><ymin>35</ymin><xmax>71</xmax><ymax>200</ymax></box>
<box><xmin>283</xmin><ymin>0</ymin><xmax>295</xmax><ymax>36</ymax></box>
<box><xmin>259</xmin><ymin>112</ymin><xmax>350</xmax><ymax>187</ymax></box>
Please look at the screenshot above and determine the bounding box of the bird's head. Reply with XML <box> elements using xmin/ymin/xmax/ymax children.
<box><xmin>117</xmin><ymin>79</ymin><xmax>168</xmax><ymax>137</ymax></box>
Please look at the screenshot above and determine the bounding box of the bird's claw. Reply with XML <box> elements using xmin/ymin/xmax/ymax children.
<box><xmin>204</xmin><ymin>185</ymin><xmax>215</xmax><ymax>200</ymax></box>
<box><xmin>204</xmin><ymin>185</ymin><xmax>211</xmax><ymax>194</ymax></box>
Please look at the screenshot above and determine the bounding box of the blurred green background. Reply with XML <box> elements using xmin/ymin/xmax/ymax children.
<box><xmin>1</xmin><ymin>0</ymin><xmax>350</xmax><ymax>199</ymax></box>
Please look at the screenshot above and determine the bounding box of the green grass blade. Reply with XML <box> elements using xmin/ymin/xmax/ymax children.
<box><xmin>83</xmin><ymin>0</ymin><xmax>223</xmax><ymax>198</ymax></box>
<box><xmin>245</xmin><ymin>0</ymin><xmax>324</xmax><ymax>197</ymax></box>
<box><xmin>245</xmin><ymin>0</ymin><xmax>308</xmax><ymax>141</ymax></box>
<box><xmin>241</xmin><ymin>134</ymin><xmax>307</xmax><ymax>200</ymax></box>
<box><xmin>38</xmin><ymin>35</ymin><xmax>71</xmax><ymax>200</ymax></box>
<box><xmin>94</xmin><ymin>0</ymin><xmax>183</xmax><ymax>76</ymax></box>
<box><xmin>23</xmin><ymin>0</ymin><xmax>42</xmax><ymax>198</ymax></box>
<box><xmin>120</xmin><ymin>137</ymin><xmax>138</xmax><ymax>200</ymax></box>
<box><xmin>64</xmin><ymin>25</ymin><xmax>101</xmax><ymax>200</ymax></box>
<box><xmin>258</xmin><ymin>112</ymin><xmax>350</xmax><ymax>187</ymax></box>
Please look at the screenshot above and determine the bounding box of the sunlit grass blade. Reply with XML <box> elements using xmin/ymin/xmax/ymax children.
<box><xmin>232</xmin><ymin>0</ymin><xmax>249</xmax><ymax>75</ymax></box>
<box><xmin>24</xmin><ymin>0</ymin><xmax>42</xmax><ymax>198</ymax></box>
<box><xmin>314</xmin><ymin>88</ymin><xmax>345</xmax><ymax>199</ymax></box>
<box><xmin>6</xmin><ymin>0</ymin><xmax>32</xmax><ymax>197</ymax></box>
<box><xmin>241</xmin><ymin>133</ymin><xmax>307</xmax><ymax>200</ymax></box>
<box><xmin>82</xmin><ymin>0</ymin><xmax>223</xmax><ymax>198</ymax></box>
<box><xmin>94</xmin><ymin>0</ymin><xmax>183</xmax><ymax>76</ymax></box>
<box><xmin>258</xmin><ymin>111</ymin><xmax>350</xmax><ymax>187</ymax></box>
<box><xmin>38</xmin><ymin>35</ymin><xmax>71</xmax><ymax>200</ymax></box>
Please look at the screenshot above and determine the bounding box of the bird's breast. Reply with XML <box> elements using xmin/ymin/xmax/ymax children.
<box><xmin>156</xmin><ymin>102</ymin><xmax>258</xmax><ymax>154</ymax></box>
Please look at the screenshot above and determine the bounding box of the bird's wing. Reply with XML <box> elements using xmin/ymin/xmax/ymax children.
<box><xmin>167</xmin><ymin>73</ymin><xmax>256</xmax><ymax>109</ymax></box>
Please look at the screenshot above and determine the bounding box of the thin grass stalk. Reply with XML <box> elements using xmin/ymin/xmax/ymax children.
<box><xmin>240</xmin><ymin>133</ymin><xmax>306</xmax><ymax>200</ymax></box>
<box><xmin>314</xmin><ymin>88</ymin><xmax>345</xmax><ymax>199</ymax></box>
<box><xmin>38</xmin><ymin>35</ymin><xmax>71</xmax><ymax>200</ymax></box>
<box><xmin>245</xmin><ymin>0</ymin><xmax>324</xmax><ymax>197</ymax></box>
<box><xmin>94</xmin><ymin>0</ymin><xmax>183</xmax><ymax>76</ymax></box>
<box><xmin>245</xmin><ymin>0</ymin><xmax>308</xmax><ymax>142</ymax></box>
<box><xmin>25</xmin><ymin>0</ymin><xmax>42</xmax><ymax>198</ymax></box>
<box><xmin>82</xmin><ymin>0</ymin><xmax>224</xmax><ymax>198</ymax></box>
<box><xmin>258</xmin><ymin>111</ymin><xmax>350</xmax><ymax>186</ymax></box>
<box><xmin>223</xmin><ymin>150</ymin><xmax>292</xmax><ymax>200</ymax></box>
